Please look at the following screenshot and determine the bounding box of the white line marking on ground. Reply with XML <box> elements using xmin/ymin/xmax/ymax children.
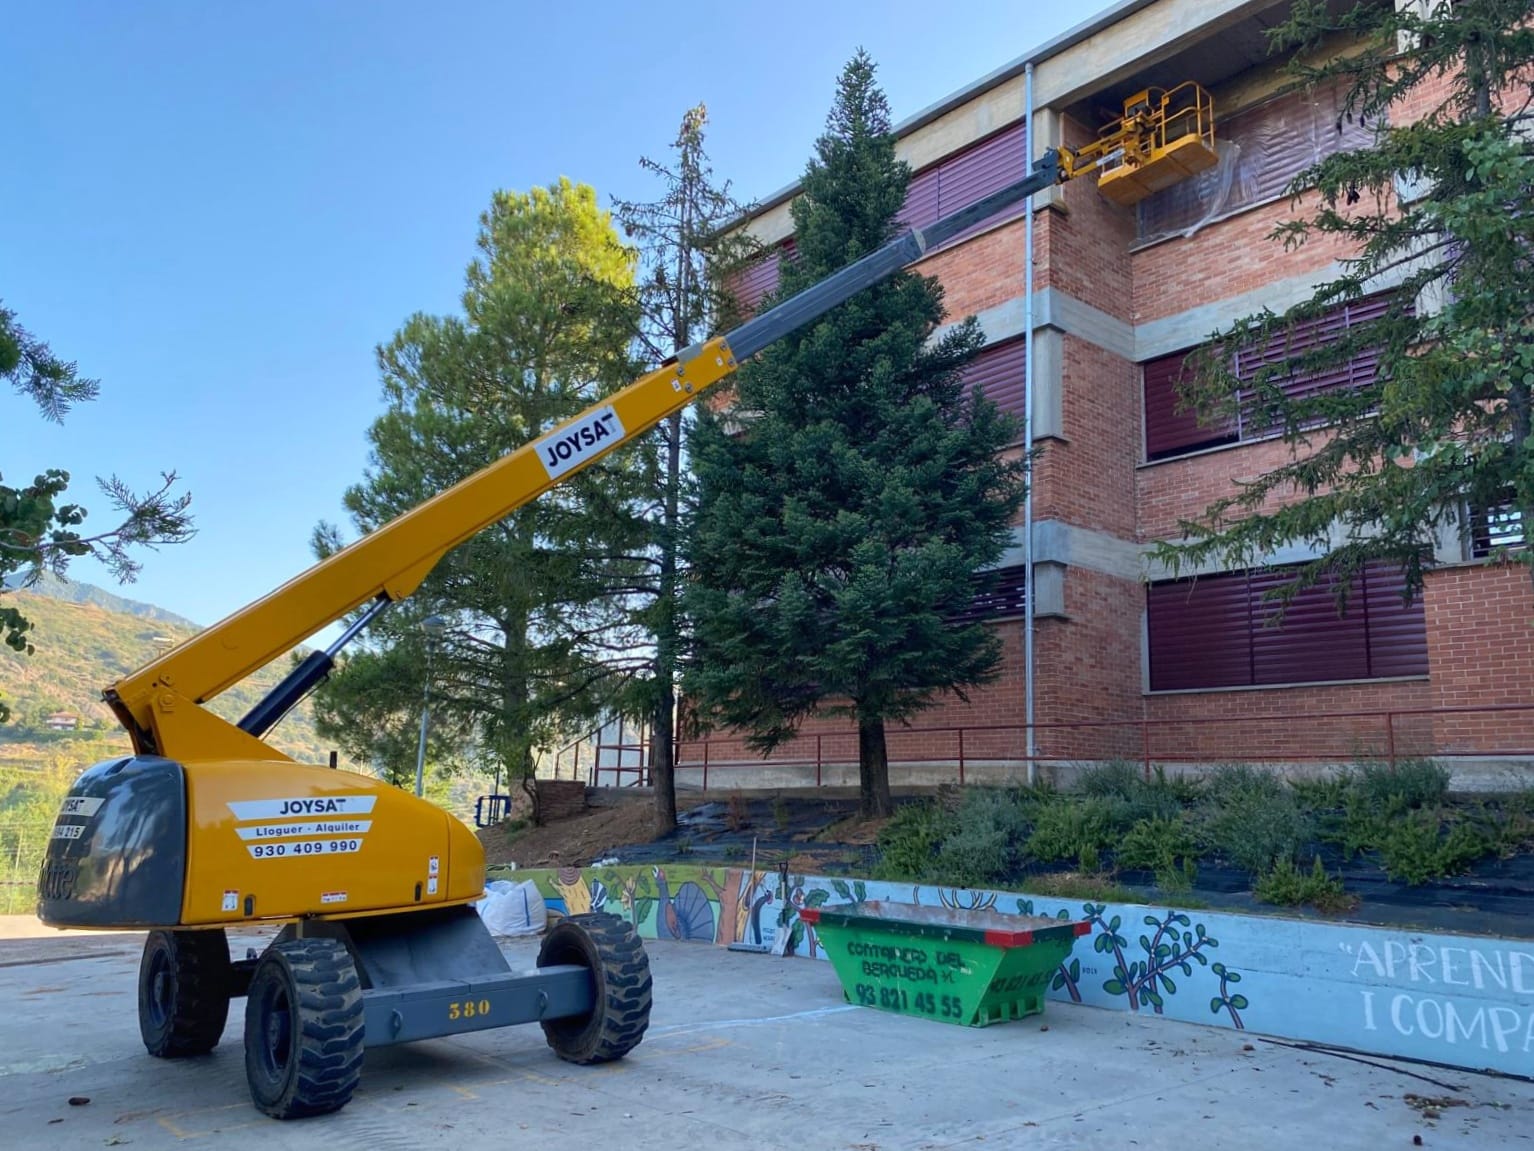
<box><xmin>648</xmin><ymin>1004</ymin><xmax>859</xmax><ymax>1037</ymax></box>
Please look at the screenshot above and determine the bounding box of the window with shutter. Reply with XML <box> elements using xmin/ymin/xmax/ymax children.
<box><xmin>960</xmin><ymin>338</ymin><xmax>1027</xmax><ymax>419</ymax></box>
<box><xmin>1147</xmin><ymin>561</ymin><xmax>1427</xmax><ymax>691</ymax></box>
<box><xmin>1137</xmin><ymin>80</ymin><xmax>1376</xmax><ymax>243</ymax></box>
<box><xmin>949</xmin><ymin>564</ymin><xmax>1027</xmax><ymax>625</ymax></box>
<box><xmin>727</xmin><ymin>122</ymin><xmax>1031</xmax><ymax>319</ymax></box>
<box><xmin>723</xmin><ymin>237</ymin><xmax>797</xmax><ymax>317</ymax></box>
<box><xmin>1143</xmin><ymin>291</ymin><xmax>1396</xmax><ymax>460</ymax></box>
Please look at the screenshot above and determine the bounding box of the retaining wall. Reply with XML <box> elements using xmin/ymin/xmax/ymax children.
<box><xmin>499</xmin><ymin>862</ymin><xmax>1534</xmax><ymax>1078</ymax></box>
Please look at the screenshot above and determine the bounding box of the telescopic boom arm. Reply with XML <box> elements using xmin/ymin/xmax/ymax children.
<box><xmin>107</xmin><ymin>150</ymin><xmax>1077</xmax><ymax>761</ymax></box>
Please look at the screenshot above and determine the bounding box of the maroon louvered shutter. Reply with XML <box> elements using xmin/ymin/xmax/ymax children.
<box><xmin>1147</xmin><ymin>573</ymin><xmax>1252</xmax><ymax>690</ymax></box>
<box><xmin>1143</xmin><ymin>348</ymin><xmax>1234</xmax><ymax>459</ymax></box>
<box><xmin>1359</xmin><ymin>562</ymin><xmax>1428</xmax><ymax>677</ymax></box>
<box><xmin>961</xmin><ymin>338</ymin><xmax>1027</xmax><ymax>418</ymax></box>
<box><xmin>1237</xmin><ymin>292</ymin><xmax>1397</xmax><ymax>408</ymax></box>
<box><xmin>897</xmin><ymin>166</ymin><xmax>941</xmax><ymax>231</ymax></box>
<box><xmin>727</xmin><ymin>251</ymin><xmax>780</xmax><ymax>317</ymax></box>
<box><xmin>950</xmin><ymin>565</ymin><xmax>1027</xmax><ymax>625</ymax></box>
<box><xmin>725</xmin><ymin>238</ymin><xmax>798</xmax><ymax>317</ymax></box>
<box><xmin>1249</xmin><ymin>568</ymin><xmax>1369</xmax><ymax>685</ymax></box>
<box><xmin>934</xmin><ymin>124</ymin><xmax>1027</xmax><ymax>245</ymax></box>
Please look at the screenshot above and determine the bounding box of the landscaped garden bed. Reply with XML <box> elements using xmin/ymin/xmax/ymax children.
<box><xmin>864</xmin><ymin>760</ymin><xmax>1534</xmax><ymax>938</ymax></box>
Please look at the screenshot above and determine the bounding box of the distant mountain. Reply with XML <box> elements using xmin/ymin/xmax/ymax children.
<box><xmin>0</xmin><ymin>584</ymin><xmax>333</xmax><ymax>765</ymax></box>
<box><xmin>2</xmin><ymin>571</ymin><xmax>200</xmax><ymax>630</ymax></box>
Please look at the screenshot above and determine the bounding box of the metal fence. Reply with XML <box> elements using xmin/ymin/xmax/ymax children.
<box><xmin>573</xmin><ymin>702</ymin><xmax>1534</xmax><ymax>790</ymax></box>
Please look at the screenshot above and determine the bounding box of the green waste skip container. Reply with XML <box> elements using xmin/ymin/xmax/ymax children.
<box><xmin>797</xmin><ymin>901</ymin><xmax>1090</xmax><ymax>1028</ymax></box>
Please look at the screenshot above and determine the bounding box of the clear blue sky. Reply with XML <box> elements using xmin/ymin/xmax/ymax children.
<box><xmin>3</xmin><ymin>1</ymin><xmax>1100</xmax><ymax>633</ymax></box>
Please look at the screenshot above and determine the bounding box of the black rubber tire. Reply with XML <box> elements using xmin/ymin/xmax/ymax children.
<box><xmin>138</xmin><ymin>929</ymin><xmax>232</xmax><ymax>1058</ymax></box>
<box><xmin>243</xmin><ymin>937</ymin><xmax>365</xmax><ymax>1119</ymax></box>
<box><xmin>537</xmin><ymin>912</ymin><xmax>652</xmax><ymax>1065</ymax></box>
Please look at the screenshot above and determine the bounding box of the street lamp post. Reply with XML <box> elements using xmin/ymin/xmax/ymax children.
<box><xmin>414</xmin><ymin>614</ymin><xmax>447</xmax><ymax>797</ymax></box>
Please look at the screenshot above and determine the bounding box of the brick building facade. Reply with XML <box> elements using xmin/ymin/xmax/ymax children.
<box><xmin>675</xmin><ymin>0</ymin><xmax>1532</xmax><ymax>782</ymax></box>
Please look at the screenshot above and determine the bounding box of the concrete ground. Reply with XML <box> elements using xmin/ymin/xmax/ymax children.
<box><xmin>1</xmin><ymin>918</ymin><xmax>1531</xmax><ymax>1150</ymax></box>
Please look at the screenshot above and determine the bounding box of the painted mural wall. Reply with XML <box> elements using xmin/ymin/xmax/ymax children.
<box><xmin>504</xmin><ymin>864</ymin><xmax>1534</xmax><ymax>1078</ymax></box>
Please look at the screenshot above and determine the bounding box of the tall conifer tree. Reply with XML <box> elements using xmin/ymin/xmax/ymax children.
<box><xmin>683</xmin><ymin>52</ymin><xmax>1026</xmax><ymax>817</ymax></box>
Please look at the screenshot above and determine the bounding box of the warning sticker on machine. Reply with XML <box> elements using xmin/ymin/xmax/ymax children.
<box><xmin>247</xmin><ymin>838</ymin><xmax>363</xmax><ymax>860</ymax></box>
<box><xmin>320</xmin><ymin>891</ymin><xmax>348</xmax><ymax>905</ymax></box>
<box><xmin>222</xmin><ymin>890</ymin><xmax>239</xmax><ymax>912</ymax></box>
<box><xmin>427</xmin><ymin>877</ymin><xmax>439</xmax><ymax>896</ymax></box>
<box><xmin>227</xmin><ymin>795</ymin><xmax>377</xmax><ymax>821</ymax></box>
<box><xmin>428</xmin><ymin>856</ymin><xmax>439</xmax><ymax>876</ymax></box>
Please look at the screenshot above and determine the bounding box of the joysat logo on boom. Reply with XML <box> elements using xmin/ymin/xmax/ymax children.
<box><xmin>535</xmin><ymin>406</ymin><xmax>626</xmax><ymax>480</ymax></box>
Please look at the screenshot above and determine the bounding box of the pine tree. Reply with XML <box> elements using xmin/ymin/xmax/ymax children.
<box><xmin>612</xmin><ymin>105</ymin><xmax>758</xmax><ymax>834</ymax></box>
<box><xmin>683</xmin><ymin>52</ymin><xmax>1026</xmax><ymax>817</ymax></box>
<box><xmin>1157</xmin><ymin>0</ymin><xmax>1534</xmax><ymax>600</ymax></box>
<box><xmin>314</xmin><ymin>179</ymin><xmax>648</xmax><ymax>803</ymax></box>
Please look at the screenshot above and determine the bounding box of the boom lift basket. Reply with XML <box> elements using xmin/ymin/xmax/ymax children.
<box><xmin>1094</xmin><ymin>82</ymin><xmax>1218</xmax><ymax>207</ymax></box>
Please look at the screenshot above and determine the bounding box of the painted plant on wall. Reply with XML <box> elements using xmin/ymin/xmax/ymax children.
<box><xmin>1040</xmin><ymin>901</ymin><xmax>1249</xmax><ymax>1029</ymax></box>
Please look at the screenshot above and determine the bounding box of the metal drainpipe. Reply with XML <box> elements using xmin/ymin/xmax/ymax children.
<box><xmin>1022</xmin><ymin>62</ymin><xmax>1037</xmax><ymax>784</ymax></box>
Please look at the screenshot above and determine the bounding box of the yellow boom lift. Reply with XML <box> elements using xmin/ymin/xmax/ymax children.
<box><xmin>37</xmin><ymin>86</ymin><xmax>1212</xmax><ymax>1120</ymax></box>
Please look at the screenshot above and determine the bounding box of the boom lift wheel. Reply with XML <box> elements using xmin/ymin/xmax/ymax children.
<box><xmin>243</xmin><ymin>937</ymin><xmax>364</xmax><ymax>1119</ymax></box>
<box><xmin>537</xmin><ymin>912</ymin><xmax>652</xmax><ymax>1064</ymax></box>
<box><xmin>138</xmin><ymin>929</ymin><xmax>232</xmax><ymax>1057</ymax></box>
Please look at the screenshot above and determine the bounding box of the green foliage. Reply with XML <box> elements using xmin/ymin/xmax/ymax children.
<box><xmin>1204</xmin><ymin>763</ymin><xmax>1286</xmax><ymax>806</ymax></box>
<box><xmin>1153</xmin><ymin>0</ymin><xmax>1534</xmax><ymax>601</ymax></box>
<box><xmin>1078</xmin><ymin>761</ymin><xmax>1198</xmax><ymax>822</ymax></box>
<box><xmin>315</xmin><ymin>179</ymin><xmax>645</xmax><ymax>787</ymax></box>
<box><xmin>872</xmin><ymin>800</ymin><xmax>955</xmax><ymax>881</ymax></box>
<box><xmin>1025</xmin><ymin>796</ymin><xmax>1128</xmax><ymax>871</ymax></box>
<box><xmin>928</xmin><ymin>788</ymin><xmax>1031</xmax><ymax>888</ymax></box>
<box><xmin>1</xmin><ymin>304</ymin><xmax>194</xmax><ymax>693</ymax></box>
<box><xmin>1203</xmin><ymin>781</ymin><xmax>1312</xmax><ymax>876</ymax></box>
<box><xmin>1310</xmin><ymin>758</ymin><xmax>1460</xmax><ymax>863</ymax></box>
<box><xmin>1254</xmin><ymin>855</ymin><xmax>1355</xmax><ymax>913</ymax></box>
<box><xmin>682</xmin><ymin>52</ymin><xmax>1026</xmax><ymax>817</ymax></box>
<box><xmin>1354</xmin><ymin>758</ymin><xmax>1451</xmax><ymax>810</ymax></box>
<box><xmin>0</xmin><ymin>757</ymin><xmax>78</xmax><ymax>912</ymax></box>
<box><xmin>1077</xmin><ymin>760</ymin><xmax>1142</xmax><ymax>800</ymax></box>
<box><xmin>1025</xmin><ymin>873</ymin><xmax>1140</xmax><ymax>904</ymax></box>
<box><xmin>1378</xmin><ymin>808</ymin><xmax>1495</xmax><ymax>885</ymax></box>
<box><xmin>772</xmin><ymin>794</ymin><xmax>791</xmax><ymax>831</ymax></box>
<box><xmin>1119</xmin><ymin>815</ymin><xmax>1202</xmax><ymax>891</ymax></box>
<box><xmin>1288</xmin><ymin>771</ymin><xmax>1354</xmax><ymax>810</ymax></box>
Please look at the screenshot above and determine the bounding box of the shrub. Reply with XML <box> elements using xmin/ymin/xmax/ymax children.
<box><xmin>1203</xmin><ymin>787</ymin><xmax>1311</xmax><ymax>876</ymax></box>
<box><xmin>1118</xmin><ymin>815</ymin><xmax>1201</xmax><ymax>890</ymax></box>
<box><xmin>1077</xmin><ymin>761</ymin><xmax>1195</xmax><ymax>822</ymax></box>
<box><xmin>873</xmin><ymin>800</ymin><xmax>954</xmax><ymax>882</ymax></box>
<box><xmin>928</xmin><ymin>789</ymin><xmax>1032</xmax><ymax>888</ymax></box>
<box><xmin>1378</xmin><ymin>808</ymin><xmax>1493</xmax><ymax>885</ymax></box>
<box><xmin>1289</xmin><ymin>772</ymin><xmax>1353</xmax><ymax>811</ymax></box>
<box><xmin>1254</xmin><ymin>856</ymin><xmax>1355</xmax><ymax>913</ymax></box>
<box><xmin>1026</xmin><ymin>796</ymin><xmax>1127</xmax><ymax>870</ymax></box>
<box><xmin>1204</xmin><ymin>763</ymin><xmax>1285</xmax><ymax>807</ymax></box>
<box><xmin>1355</xmin><ymin>758</ymin><xmax>1451</xmax><ymax>810</ymax></box>
<box><xmin>1078</xmin><ymin>760</ymin><xmax>1142</xmax><ymax>800</ymax></box>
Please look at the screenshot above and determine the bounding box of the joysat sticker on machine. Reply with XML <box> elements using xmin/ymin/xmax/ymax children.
<box><xmin>535</xmin><ymin>406</ymin><xmax>625</xmax><ymax>480</ymax></box>
<box><xmin>228</xmin><ymin>795</ymin><xmax>377</xmax><ymax>860</ymax></box>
